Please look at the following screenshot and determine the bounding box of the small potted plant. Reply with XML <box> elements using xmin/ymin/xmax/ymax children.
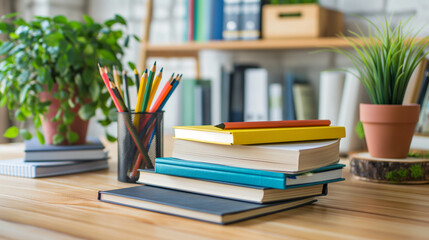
<box><xmin>0</xmin><ymin>13</ymin><xmax>138</xmax><ymax>145</ymax></box>
<box><xmin>328</xmin><ymin>17</ymin><xmax>429</xmax><ymax>158</ymax></box>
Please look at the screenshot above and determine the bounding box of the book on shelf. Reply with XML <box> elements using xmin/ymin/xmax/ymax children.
<box><xmin>403</xmin><ymin>57</ymin><xmax>428</xmax><ymax>104</ymax></box>
<box><xmin>293</xmin><ymin>83</ymin><xmax>316</xmax><ymax>120</ymax></box>
<box><xmin>98</xmin><ymin>185</ymin><xmax>316</xmax><ymax>225</ymax></box>
<box><xmin>154</xmin><ymin>157</ymin><xmax>345</xmax><ymax>189</ymax></box>
<box><xmin>337</xmin><ymin>70</ymin><xmax>368</xmax><ymax>154</ymax></box>
<box><xmin>181</xmin><ymin>79</ymin><xmax>212</xmax><ymax>126</ymax></box>
<box><xmin>283</xmin><ymin>73</ymin><xmax>307</xmax><ymax>120</ymax></box>
<box><xmin>410</xmin><ymin>133</ymin><xmax>429</xmax><ymax>150</ymax></box>
<box><xmin>318</xmin><ymin>71</ymin><xmax>345</xmax><ymax>126</ymax></box>
<box><xmin>172</xmin><ymin>138</ymin><xmax>341</xmax><ymax>172</ymax></box>
<box><xmin>137</xmin><ymin>170</ymin><xmax>330</xmax><ymax>203</ymax></box>
<box><xmin>240</xmin><ymin>0</ymin><xmax>262</xmax><ymax>40</ymax></box>
<box><xmin>0</xmin><ymin>158</ymin><xmax>108</xmax><ymax>178</ymax></box>
<box><xmin>173</xmin><ymin>125</ymin><xmax>346</xmax><ymax>145</ymax></box>
<box><xmin>269</xmin><ymin>83</ymin><xmax>283</xmax><ymax>121</ymax></box>
<box><xmin>244</xmin><ymin>68</ymin><xmax>268</xmax><ymax>121</ymax></box>
<box><xmin>24</xmin><ymin>137</ymin><xmax>106</xmax><ymax>161</ymax></box>
<box><xmin>223</xmin><ymin>0</ymin><xmax>241</xmax><ymax>40</ymax></box>
<box><xmin>211</xmin><ymin>0</ymin><xmax>224</xmax><ymax>40</ymax></box>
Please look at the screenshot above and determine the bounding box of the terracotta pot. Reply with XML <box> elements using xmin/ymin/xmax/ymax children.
<box><xmin>39</xmin><ymin>84</ymin><xmax>89</xmax><ymax>145</ymax></box>
<box><xmin>360</xmin><ymin>104</ymin><xmax>420</xmax><ymax>158</ymax></box>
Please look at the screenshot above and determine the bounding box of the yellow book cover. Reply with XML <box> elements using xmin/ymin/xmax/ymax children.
<box><xmin>173</xmin><ymin>125</ymin><xmax>346</xmax><ymax>145</ymax></box>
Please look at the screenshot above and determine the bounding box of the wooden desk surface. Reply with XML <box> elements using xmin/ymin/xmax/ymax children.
<box><xmin>0</xmin><ymin>139</ymin><xmax>428</xmax><ymax>240</ymax></box>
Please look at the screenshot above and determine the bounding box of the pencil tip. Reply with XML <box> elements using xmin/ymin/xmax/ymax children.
<box><xmin>160</xmin><ymin>67</ymin><xmax>163</xmax><ymax>72</ymax></box>
<box><xmin>171</xmin><ymin>73</ymin><xmax>175</xmax><ymax>77</ymax></box>
<box><xmin>154</xmin><ymin>61</ymin><xmax>156</xmax><ymax>65</ymax></box>
<box><xmin>144</xmin><ymin>69</ymin><xmax>148</xmax><ymax>73</ymax></box>
<box><xmin>214</xmin><ymin>123</ymin><xmax>225</xmax><ymax>129</ymax></box>
<box><xmin>134</xmin><ymin>69</ymin><xmax>138</xmax><ymax>74</ymax></box>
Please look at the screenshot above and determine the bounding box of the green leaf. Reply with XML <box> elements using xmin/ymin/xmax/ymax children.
<box><xmin>78</xmin><ymin>104</ymin><xmax>95</xmax><ymax>120</ymax></box>
<box><xmin>15</xmin><ymin>110</ymin><xmax>26</xmax><ymax>121</ymax></box>
<box><xmin>105</xmin><ymin>131</ymin><xmax>117</xmax><ymax>142</ymax></box>
<box><xmin>44</xmin><ymin>32</ymin><xmax>64</xmax><ymax>47</ymax></box>
<box><xmin>33</xmin><ymin>116</ymin><xmax>42</xmax><ymax>128</ymax></box>
<box><xmin>1</xmin><ymin>12</ymin><xmax>19</xmax><ymax>19</ymax></box>
<box><xmin>133</xmin><ymin>34</ymin><xmax>140</xmax><ymax>42</ymax></box>
<box><xmin>83</xmin><ymin>15</ymin><xmax>94</xmax><ymax>25</ymax></box>
<box><xmin>114</xmin><ymin>14</ymin><xmax>127</xmax><ymax>25</ymax></box>
<box><xmin>36</xmin><ymin>130</ymin><xmax>45</xmax><ymax>145</ymax></box>
<box><xmin>52</xmin><ymin>109</ymin><xmax>63</xmax><ymax>122</ymax></box>
<box><xmin>53</xmin><ymin>15</ymin><xmax>68</xmax><ymax>24</ymax></box>
<box><xmin>4</xmin><ymin>126</ymin><xmax>19</xmax><ymax>138</ymax></box>
<box><xmin>17</xmin><ymin>70</ymin><xmax>30</xmax><ymax>84</ymax></box>
<box><xmin>104</xmin><ymin>19</ymin><xmax>116</xmax><ymax>27</ymax></box>
<box><xmin>83</xmin><ymin>68</ymin><xmax>93</xmax><ymax>85</ymax></box>
<box><xmin>19</xmin><ymin>129</ymin><xmax>32</xmax><ymax>140</ymax></box>
<box><xmin>58</xmin><ymin>123</ymin><xmax>67</xmax><ymax>133</ymax></box>
<box><xmin>19</xmin><ymin>84</ymin><xmax>31</xmax><ymax>103</ymax></box>
<box><xmin>90</xmin><ymin>79</ymin><xmax>101</xmax><ymax>100</ymax></box>
<box><xmin>0</xmin><ymin>42</ymin><xmax>14</xmax><ymax>55</ymax></box>
<box><xmin>66</xmin><ymin>131</ymin><xmax>79</xmax><ymax>144</ymax></box>
<box><xmin>128</xmin><ymin>62</ymin><xmax>136</xmax><ymax>71</ymax></box>
<box><xmin>124</xmin><ymin>35</ymin><xmax>130</xmax><ymax>47</ymax></box>
<box><xmin>53</xmin><ymin>134</ymin><xmax>65</xmax><ymax>145</ymax></box>
<box><xmin>63</xmin><ymin>111</ymin><xmax>75</xmax><ymax>125</ymax></box>
<box><xmin>98</xmin><ymin>49</ymin><xmax>116</xmax><ymax>61</ymax></box>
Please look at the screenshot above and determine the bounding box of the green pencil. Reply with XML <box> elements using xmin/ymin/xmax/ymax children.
<box><xmin>122</xmin><ymin>70</ymin><xmax>131</xmax><ymax>110</ymax></box>
<box><xmin>141</xmin><ymin>61</ymin><xmax>156</xmax><ymax>112</ymax></box>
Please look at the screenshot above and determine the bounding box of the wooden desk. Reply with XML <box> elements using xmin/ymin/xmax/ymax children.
<box><xmin>0</xmin><ymin>140</ymin><xmax>428</xmax><ymax>240</ymax></box>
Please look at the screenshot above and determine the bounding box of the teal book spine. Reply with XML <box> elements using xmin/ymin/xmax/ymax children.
<box><xmin>155</xmin><ymin>162</ymin><xmax>287</xmax><ymax>189</ymax></box>
<box><xmin>155</xmin><ymin>157</ymin><xmax>345</xmax><ymax>189</ymax></box>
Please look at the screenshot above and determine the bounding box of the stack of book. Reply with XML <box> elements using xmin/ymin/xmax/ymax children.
<box><xmin>99</xmin><ymin>122</ymin><xmax>346</xmax><ymax>224</ymax></box>
<box><xmin>0</xmin><ymin>137</ymin><xmax>108</xmax><ymax>178</ymax></box>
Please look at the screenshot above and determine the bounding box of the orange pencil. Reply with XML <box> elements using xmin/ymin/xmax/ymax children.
<box><xmin>149</xmin><ymin>74</ymin><xmax>177</xmax><ymax>113</ymax></box>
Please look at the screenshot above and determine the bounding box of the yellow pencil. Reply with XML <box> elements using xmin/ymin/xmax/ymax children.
<box><xmin>113</xmin><ymin>66</ymin><xmax>123</xmax><ymax>98</ymax></box>
<box><xmin>133</xmin><ymin>69</ymin><xmax>148</xmax><ymax>127</ymax></box>
<box><xmin>146</xmin><ymin>67</ymin><xmax>163</xmax><ymax>112</ymax></box>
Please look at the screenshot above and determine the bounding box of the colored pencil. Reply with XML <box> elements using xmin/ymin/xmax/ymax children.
<box><xmin>113</xmin><ymin>66</ymin><xmax>123</xmax><ymax>98</ymax></box>
<box><xmin>146</xmin><ymin>67</ymin><xmax>164</xmax><ymax>111</ymax></box>
<box><xmin>98</xmin><ymin>65</ymin><xmax>122</xmax><ymax>112</ymax></box>
<box><xmin>158</xmin><ymin>74</ymin><xmax>182</xmax><ymax>111</ymax></box>
<box><xmin>134</xmin><ymin>68</ymin><xmax>140</xmax><ymax>95</ymax></box>
<box><xmin>142</xmin><ymin>61</ymin><xmax>156</xmax><ymax>112</ymax></box>
<box><xmin>149</xmin><ymin>73</ymin><xmax>175</xmax><ymax>113</ymax></box>
<box><xmin>215</xmin><ymin>119</ymin><xmax>332</xmax><ymax>130</ymax></box>
<box><xmin>122</xmin><ymin>70</ymin><xmax>131</xmax><ymax>110</ymax></box>
<box><xmin>133</xmin><ymin>69</ymin><xmax>148</xmax><ymax>127</ymax></box>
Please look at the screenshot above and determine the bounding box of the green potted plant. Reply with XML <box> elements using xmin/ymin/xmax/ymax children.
<box><xmin>0</xmin><ymin>13</ymin><xmax>138</xmax><ymax>145</ymax></box>
<box><xmin>328</xmin><ymin>17</ymin><xmax>429</xmax><ymax>158</ymax></box>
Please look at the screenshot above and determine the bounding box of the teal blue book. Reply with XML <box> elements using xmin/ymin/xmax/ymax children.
<box><xmin>155</xmin><ymin>157</ymin><xmax>345</xmax><ymax>189</ymax></box>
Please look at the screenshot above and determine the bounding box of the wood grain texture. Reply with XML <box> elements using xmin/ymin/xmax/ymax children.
<box><xmin>1</xmin><ymin>139</ymin><xmax>429</xmax><ymax>239</ymax></box>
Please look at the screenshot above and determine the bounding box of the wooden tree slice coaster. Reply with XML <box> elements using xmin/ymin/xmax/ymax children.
<box><xmin>350</xmin><ymin>152</ymin><xmax>429</xmax><ymax>184</ymax></box>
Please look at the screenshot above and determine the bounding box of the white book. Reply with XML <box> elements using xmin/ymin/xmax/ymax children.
<box><xmin>244</xmin><ymin>68</ymin><xmax>268</xmax><ymax>121</ymax></box>
<box><xmin>337</xmin><ymin>70</ymin><xmax>367</xmax><ymax>154</ymax></box>
<box><xmin>269</xmin><ymin>83</ymin><xmax>283</xmax><ymax>121</ymax></box>
<box><xmin>318</xmin><ymin>71</ymin><xmax>345</xmax><ymax>126</ymax></box>
<box><xmin>0</xmin><ymin>158</ymin><xmax>108</xmax><ymax>178</ymax></box>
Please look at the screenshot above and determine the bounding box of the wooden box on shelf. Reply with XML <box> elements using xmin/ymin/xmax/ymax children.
<box><xmin>262</xmin><ymin>4</ymin><xmax>343</xmax><ymax>39</ymax></box>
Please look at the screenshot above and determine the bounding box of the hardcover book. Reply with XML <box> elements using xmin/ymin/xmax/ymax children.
<box><xmin>173</xmin><ymin>125</ymin><xmax>346</xmax><ymax>145</ymax></box>
<box><xmin>155</xmin><ymin>157</ymin><xmax>345</xmax><ymax>188</ymax></box>
<box><xmin>137</xmin><ymin>170</ymin><xmax>329</xmax><ymax>203</ymax></box>
<box><xmin>25</xmin><ymin>137</ymin><xmax>106</xmax><ymax>161</ymax></box>
<box><xmin>98</xmin><ymin>185</ymin><xmax>316</xmax><ymax>224</ymax></box>
<box><xmin>171</xmin><ymin>139</ymin><xmax>341</xmax><ymax>172</ymax></box>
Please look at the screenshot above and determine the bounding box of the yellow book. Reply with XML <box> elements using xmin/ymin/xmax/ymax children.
<box><xmin>173</xmin><ymin>125</ymin><xmax>346</xmax><ymax>145</ymax></box>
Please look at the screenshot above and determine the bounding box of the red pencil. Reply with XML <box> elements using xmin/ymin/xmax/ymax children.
<box><xmin>215</xmin><ymin>120</ymin><xmax>331</xmax><ymax>130</ymax></box>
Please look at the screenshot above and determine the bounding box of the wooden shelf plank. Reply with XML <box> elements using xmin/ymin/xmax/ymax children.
<box><xmin>145</xmin><ymin>37</ymin><xmax>354</xmax><ymax>57</ymax></box>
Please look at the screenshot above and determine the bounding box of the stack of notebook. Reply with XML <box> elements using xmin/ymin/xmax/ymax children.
<box><xmin>0</xmin><ymin>137</ymin><xmax>108</xmax><ymax>178</ymax></box>
<box><xmin>99</xmin><ymin>121</ymin><xmax>346</xmax><ymax>225</ymax></box>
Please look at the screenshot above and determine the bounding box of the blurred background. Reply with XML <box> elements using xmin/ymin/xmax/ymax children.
<box><xmin>1</xmin><ymin>0</ymin><xmax>429</xmax><ymax>154</ymax></box>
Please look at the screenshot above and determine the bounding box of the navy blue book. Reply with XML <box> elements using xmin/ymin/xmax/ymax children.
<box><xmin>138</xmin><ymin>170</ymin><xmax>328</xmax><ymax>203</ymax></box>
<box><xmin>155</xmin><ymin>157</ymin><xmax>345</xmax><ymax>189</ymax></box>
<box><xmin>211</xmin><ymin>0</ymin><xmax>224</xmax><ymax>40</ymax></box>
<box><xmin>24</xmin><ymin>137</ymin><xmax>106</xmax><ymax>161</ymax></box>
<box><xmin>283</xmin><ymin>73</ymin><xmax>307</xmax><ymax>120</ymax></box>
<box><xmin>98</xmin><ymin>185</ymin><xmax>316</xmax><ymax>224</ymax></box>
